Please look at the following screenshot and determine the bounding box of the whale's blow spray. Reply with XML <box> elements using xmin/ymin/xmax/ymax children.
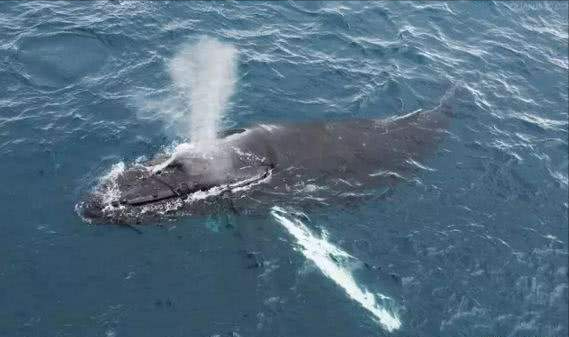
<box><xmin>168</xmin><ymin>37</ymin><xmax>238</xmax><ymax>152</ymax></box>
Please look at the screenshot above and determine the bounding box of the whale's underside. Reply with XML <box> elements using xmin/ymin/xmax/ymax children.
<box><xmin>77</xmin><ymin>104</ymin><xmax>452</xmax><ymax>224</ymax></box>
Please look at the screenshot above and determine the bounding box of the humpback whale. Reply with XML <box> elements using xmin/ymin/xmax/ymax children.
<box><xmin>78</xmin><ymin>101</ymin><xmax>452</xmax><ymax>224</ymax></box>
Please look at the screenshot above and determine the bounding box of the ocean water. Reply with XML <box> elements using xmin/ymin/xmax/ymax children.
<box><xmin>0</xmin><ymin>1</ymin><xmax>568</xmax><ymax>337</ymax></box>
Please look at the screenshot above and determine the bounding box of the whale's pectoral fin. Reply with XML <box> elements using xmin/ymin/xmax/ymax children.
<box><xmin>220</xmin><ymin>189</ymin><xmax>241</xmax><ymax>215</ymax></box>
<box><xmin>119</xmin><ymin>223</ymin><xmax>144</xmax><ymax>234</ymax></box>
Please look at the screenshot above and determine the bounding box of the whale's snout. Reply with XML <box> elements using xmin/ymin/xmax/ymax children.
<box><xmin>77</xmin><ymin>197</ymin><xmax>106</xmax><ymax>222</ymax></box>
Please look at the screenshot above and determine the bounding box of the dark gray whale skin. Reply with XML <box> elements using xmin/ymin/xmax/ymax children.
<box><xmin>78</xmin><ymin>103</ymin><xmax>451</xmax><ymax>224</ymax></box>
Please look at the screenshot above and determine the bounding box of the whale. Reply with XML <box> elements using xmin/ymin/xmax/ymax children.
<box><xmin>77</xmin><ymin>100</ymin><xmax>453</xmax><ymax>224</ymax></box>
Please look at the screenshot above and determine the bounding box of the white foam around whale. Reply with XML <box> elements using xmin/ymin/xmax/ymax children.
<box><xmin>271</xmin><ymin>206</ymin><xmax>402</xmax><ymax>332</ymax></box>
<box><xmin>99</xmin><ymin>162</ymin><xmax>126</xmax><ymax>212</ymax></box>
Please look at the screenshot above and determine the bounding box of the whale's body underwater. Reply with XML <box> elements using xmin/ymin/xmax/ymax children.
<box><xmin>78</xmin><ymin>103</ymin><xmax>452</xmax><ymax>224</ymax></box>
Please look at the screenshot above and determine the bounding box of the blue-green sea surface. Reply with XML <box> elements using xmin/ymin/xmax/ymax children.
<box><xmin>0</xmin><ymin>2</ymin><xmax>567</xmax><ymax>337</ymax></box>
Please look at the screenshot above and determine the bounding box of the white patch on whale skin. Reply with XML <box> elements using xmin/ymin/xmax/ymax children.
<box><xmin>271</xmin><ymin>206</ymin><xmax>402</xmax><ymax>332</ymax></box>
<box><xmin>186</xmin><ymin>169</ymin><xmax>273</xmax><ymax>202</ymax></box>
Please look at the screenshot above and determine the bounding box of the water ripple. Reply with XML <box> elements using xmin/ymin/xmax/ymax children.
<box><xmin>0</xmin><ymin>1</ymin><xmax>566</xmax><ymax>336</ymax></box>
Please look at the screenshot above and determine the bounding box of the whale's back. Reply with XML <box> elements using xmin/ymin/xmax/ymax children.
<box><xmin>239</xmin><ymin>106</ymin><xmax>451</xmax><ymax>181</ymax></box>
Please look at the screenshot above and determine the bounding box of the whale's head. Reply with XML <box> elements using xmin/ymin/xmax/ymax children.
<box><xmin>77</xmin><ymin>152</ymin><xmax>272</xmax><ymax>224</ymax></box>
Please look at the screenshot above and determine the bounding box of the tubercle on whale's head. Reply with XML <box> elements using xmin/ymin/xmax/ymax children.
<box><xmin>76</xmin><ymin>199</ymin><xmax>104</xmax><ymax>223</ymax></box>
